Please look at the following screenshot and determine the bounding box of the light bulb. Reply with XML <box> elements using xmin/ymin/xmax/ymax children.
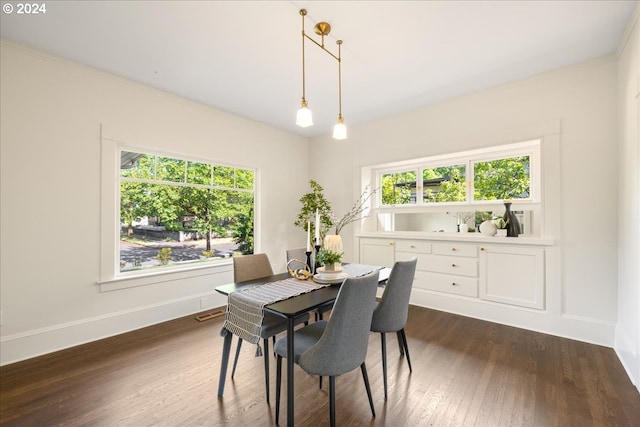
<box><xmin>332</xmin><ymin>116</ymin><xmax>347</xmax><ymax>140</ymax></box>
<box><xmin>296</xmin><ymin>100</ymin><xmax>313</xmax><ymax>128</ymax></box>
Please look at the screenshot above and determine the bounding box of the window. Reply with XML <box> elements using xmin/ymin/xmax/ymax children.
<box><xmin>375</xmin><ymin>140</ymin><xmax>539</xmax><ymax>207</ymax></box>
<box><xmin>381</xmin><ymin>170</ymin><xmax>417</xmax><ymax>205</ymax></box>
<box><xmin>119</xmin><ymin>150</ymin><xmax>254</xmax><ymax>274</ymax></box>
<box><xmin>423</xmin><ymin>164</ymin><xmax>467</xmax><ymax>203</ymax></box>
<box><xmin>473</xmin><ymin>156</ymin><xmax>530</xmax><ymax>201</ymax></box>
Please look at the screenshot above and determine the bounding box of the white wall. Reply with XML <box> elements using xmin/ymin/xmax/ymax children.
<box><xmin>616</xmin><ymin>5</ymin><xmax>640</xmax><ymax>387</ymax></box>
<box><xmin>0</xmin><ymin>40</ymin><xmax>310</xmax><ymax>365</ymax></box>
<box><xmin>311</xmin><ymin>55</ymin><xmax>621</xmax><ymax>347</ymax></box>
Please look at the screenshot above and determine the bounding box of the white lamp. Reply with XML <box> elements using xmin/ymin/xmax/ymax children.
<box><xmin>333</xmin><ymin>116</ymin><xmax>347</xmax><ymax>140</ymax></box>
<box><xmin>296</xmin><ymin>99</ymin><xmax>313</xmax><ymax>128</ymax></box>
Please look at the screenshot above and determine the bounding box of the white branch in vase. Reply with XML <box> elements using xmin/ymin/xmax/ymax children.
<box><xmin>333</xmin><ymin>186</ymin><xmax>378</xmax><ymax>235</ymax></box>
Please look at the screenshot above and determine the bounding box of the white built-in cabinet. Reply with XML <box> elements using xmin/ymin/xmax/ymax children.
<box><xmin>359</xmin><ymin>235</ymin><xmax>549</xmax><ymax>310</ymax></box>
<box><xmin>478</xmin><ymin>245</ymin><xmax>544</xmax><ymax>309</ymax></box>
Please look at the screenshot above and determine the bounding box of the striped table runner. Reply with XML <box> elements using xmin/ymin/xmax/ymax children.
<box><xmin>223</xmin><ymin>278</ymin><xmax>329</xmax><ymax>345</ymax></box>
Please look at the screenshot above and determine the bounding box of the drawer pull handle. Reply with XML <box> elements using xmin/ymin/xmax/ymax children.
<box><xmin>389</xmin><ymin>242</ymin><xmax>394</xmax><ymax>246</ymax></box>
<box><xmin>451</xmin><ymin>248</ymin><xmax>457</xmax><ymax>251</ymax></box>
<box><xmin>452</xmin><ymin>282</ymin><xmax>457</xmax><ymax>286</ymax></box>
<box><xmin>480</xmin><ymin>247</ymin><xmax>485</xmax><ymax>251</ymax></box>
<box><xmin>452</xmin><ymin>264</ymin><xmax>457</xmax><ymax>267</ymax></box>
<box><xmin>410</xmin><ymin>245</ymin><xmax>416</xmax><ymax>248</ymax></box>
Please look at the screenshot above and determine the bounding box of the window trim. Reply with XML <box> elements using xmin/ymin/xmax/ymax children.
<box><xmin>99</xmin><ymin>131</ymin><xmax>256</xmax><ymax>290</ymax></box>
<box><xmin>374</xmin><ymin>140</ymin><xmax>540</xmax><ymax>209</ymax></box>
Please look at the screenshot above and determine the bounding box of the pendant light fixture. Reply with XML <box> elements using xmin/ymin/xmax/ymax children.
<box><xmin>296</xmin><ymin>9</ymin><xmax>313</xmax><ymax>127</ymax></box>
<box><xmin>297</xmin><ymin>9</ymin><xmax>347</xmax><ymax>140</ymax></box>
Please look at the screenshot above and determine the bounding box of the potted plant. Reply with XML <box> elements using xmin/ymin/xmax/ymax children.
<box><xmin>294</xmin><ymin>180</ymin><xmax>333</xmax><ymax>246</ymax></box>
<box><xmin>493</xmin><ymin>217</ymin><xmax>508</xmax><ymax>237</ymax></box>
<box><xmin>316</xmin><ymin>248</ymin><xmax>343</xmax><ymax>271</ymax></box>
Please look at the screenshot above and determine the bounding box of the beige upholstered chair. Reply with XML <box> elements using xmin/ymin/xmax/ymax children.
<box><xmin>231</xmin><ymin>253</ymin><xmax>310</xmax><ymax>403</ymax></box>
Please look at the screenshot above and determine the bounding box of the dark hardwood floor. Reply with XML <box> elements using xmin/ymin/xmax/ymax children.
<box><xmin>1</xmin><ymin>305</ymin><xmax>639</xmax><ymax>426</ymax></box>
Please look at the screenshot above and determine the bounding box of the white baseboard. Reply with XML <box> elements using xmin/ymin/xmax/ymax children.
<box><xmin>614</xmin><ymin>326</ymin><xmax>639</xmax><ymax>389</ymax></box>
<box><xmin>0</xmin><ymin>291</ymin><xmax>228</xmax><ymax>366</ymax></box>
<box><xmin>410</xmin><ymin>289</ymin><xmax>615</xmax><ymax>347</ymax></box>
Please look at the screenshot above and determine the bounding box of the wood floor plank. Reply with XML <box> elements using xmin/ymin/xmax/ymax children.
<box><xmin>1</xmin><ymin>305</ymin><xmax>639</xmax><ymax>427</ymax></box>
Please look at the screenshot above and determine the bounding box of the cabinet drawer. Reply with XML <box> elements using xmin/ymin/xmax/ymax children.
<box><xmin>432</xmin><ymin>243</ymin><xmax>477</xmax><ymax>258</ymax></box>
<box><xmin>395</xmin><ymin>240</ymin><xmax>432</xmax><ymax>254</ymax></box>
<box><xmin>415</xmin><ymin>271</ymin><xmax>478</xmax><ymax>297</ymax></box>
<box><xmin>422</xmin><ymin>255</ymin><xmax>478</xmax><ymax>277</ymax></box>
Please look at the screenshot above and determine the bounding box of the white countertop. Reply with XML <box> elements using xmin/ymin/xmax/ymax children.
<box><xmin>356</xmin><ymin>231</ymin><xmax>554</xmax><ymax>246</ymax></box>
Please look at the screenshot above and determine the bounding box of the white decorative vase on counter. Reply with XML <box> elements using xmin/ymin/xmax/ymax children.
<box><xmin>480</xmin><ymin>220</ymin><xmax>497</xmax><ymax>236</ymax></box>
<box><xmin>496</xmin><ymin>229</ymin><xmax>507</xmax><ymax>237</ymax></box>
<box><xmin>323</xmin><ymin>234</ymin><xmax>343</xmax><ymax>254</ymax></box>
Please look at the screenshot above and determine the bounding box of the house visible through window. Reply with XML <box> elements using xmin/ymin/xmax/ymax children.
<box><xmin>119</xmin><ymin>150</ymin><xmax>254</xmax><ymax>274</ymax></box>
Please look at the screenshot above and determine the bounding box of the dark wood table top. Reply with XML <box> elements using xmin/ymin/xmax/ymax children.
<box><xmin>215</xmin><ymin>267</ymin><xmax>391</xmax><ymax>318</ymax></box>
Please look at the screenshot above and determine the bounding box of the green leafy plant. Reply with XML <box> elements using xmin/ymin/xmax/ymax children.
<box><xmin>493</xmin><ymin>217</ymin><xmax>508</xmax><ymax>229</ymax></box>
<box><xmin>156</xmin><ymin>247</ymin><xmax>172</xmax><ymax>265</ymax></box>
<box><xmin>316</xmin><ymin>248</ymin><xmax>343</xmax><ymax>266</ymax></box>
<box><xmin>294</xmin><ymin>180</ymin><xmax>333</xmax><ymax>241</ymax></box>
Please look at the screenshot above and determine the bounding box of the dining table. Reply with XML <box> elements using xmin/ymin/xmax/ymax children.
<box><xmin>215</xmin><ymin>265</ymin><xmax>391</xmax><ymax>427</ymax></box>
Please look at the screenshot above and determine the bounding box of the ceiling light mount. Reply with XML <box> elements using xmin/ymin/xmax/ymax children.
<box><xmin>314</xmin><ymin>22</ymin><xmax>331</xmax><ymax>37</ymax></box>
<box><xmin>296</xmin><ymin>9</ymin><xmax>347</xmax><ymax>140</ymax></box>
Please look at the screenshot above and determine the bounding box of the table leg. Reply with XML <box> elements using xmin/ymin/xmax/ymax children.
<box><xmin>287</xmin><ymin>316</ymin><xmax>295</xmax><ymax>427</ymax></box>
<box><xmin>217</xmin><ymin>329</ymin><xmax>233</xmax><ymax>398</ymax></box>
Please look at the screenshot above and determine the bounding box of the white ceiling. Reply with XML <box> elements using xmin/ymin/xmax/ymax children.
<box><xmin>1</xmin><ymin>1</ymin><xmax>636</xmax><ymax>138</ymax></box>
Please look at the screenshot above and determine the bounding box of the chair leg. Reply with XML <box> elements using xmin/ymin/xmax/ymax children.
<box><xmin>231</xmin><ymin>337</ymin><xmax>243</xmax><ymax>379</ymax></box>
<box><xmin>361</xmin><ymin>362</ymin><xmax>376</xmax><ymax>417</ymax></box>
<box><xmin>396</xmin><ymin>330</ymin><xmax>405</xmax><ymax>356</ymax></box>
<box><xmin>329</xmin><ymin>376</ymin><xmax>336</xmax><ymax>427</ymax></box>
<box><xmin>272</xmin><ymin>336</ymin><xmax>276</xmax><ymax>357</ymax></box>
<box><xmin>380</xmin><ymin>332</ymin><xmax>388</xmax><ymax>401</ymax></box>
<box><xmin>400</xmin><ymin>329</ymin><xmax>412</xmax><ymax>372</ymax></box>
<box><xmin>275</xmin><ymin>355</ymin><xmax>282</xmax><ymax>425</ymax></box>
<box><xmin>263</xmin><ymin>338</ymin><xmax>270</xmax><ymax>404</ymax></box>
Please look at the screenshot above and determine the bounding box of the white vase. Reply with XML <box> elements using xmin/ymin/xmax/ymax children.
<box><xmin>480</xmin><ymin>220</ymin><xmax>497</xmax><ymax>236</ymax></box>
<box><xmin>496</xmin><ymin>229</ymin><xmax>507</xmax><ymax>237</ymax></box>
<box><xmin>323</xmin><ymin>234</ymin><xmax>343</xmax><ymax>254</ymax></box>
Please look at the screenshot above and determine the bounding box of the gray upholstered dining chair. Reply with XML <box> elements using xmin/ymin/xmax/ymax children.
<box><xmin>286</xmin><ymin>248</ymin><xmax>333</xmax><ymax>321</ymax></box>
<box><xmin>230</xmin><ymin>253</ymin><xmax>310</xmax><ymax>404</ymax></box>
<box><xmin>370</xmin><ymin>257</ymin><xmax>417</xmax><ymax>400</ymax></box>
<box><xmin>274</xmin><ymin>272</ymin><xmax>379</xmax><ymax>427</ymax></box>
<box><xmin>285</xmin><ymin>248</ymin><xmax>307</xmax><ymax>267</ymax></box>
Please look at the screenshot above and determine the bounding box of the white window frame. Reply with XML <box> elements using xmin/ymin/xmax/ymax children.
<box><xmin>374</xmin><ymin>140</ymin><xmax>541</xmax><ymax>210</ymax></box>
<box><xmin>99</xmin><ymin>132</ymin><xmax>257</xmax><ymax>291</ymax></box>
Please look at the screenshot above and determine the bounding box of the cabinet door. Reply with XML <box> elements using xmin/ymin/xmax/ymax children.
<box><xmin>359</xmin><ymin>238</ymin><xmax>395</xmax><ymax>267</ymax></box>
<box><xmin>479</xmin><ymin>245</ymin><xmax>545</xmax><ymax>309</ymax></box>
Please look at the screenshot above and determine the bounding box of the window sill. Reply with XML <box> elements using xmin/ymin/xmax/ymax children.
<box><xmin>97</xmin><ymin>260</ymin><xmax>233</xmax><ymax>292</ymax></box>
